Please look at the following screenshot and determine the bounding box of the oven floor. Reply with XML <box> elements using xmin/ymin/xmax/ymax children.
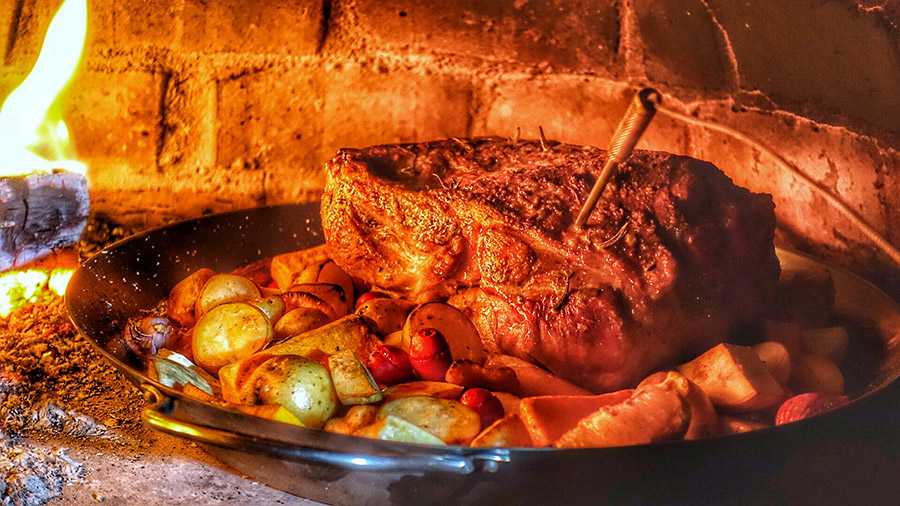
<box><xmin>0</xmin><ymin>289</ymin><xmax>325</xmax><ymax>505</ymax></box>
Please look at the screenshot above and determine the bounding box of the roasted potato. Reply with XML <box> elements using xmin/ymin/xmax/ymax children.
<box><xmin>324</xmin><ymin>405</ymin><xmax>379</xmax><ymax>435</ymax></box>
<box><xmin>167</xmin><ymin>268</ymin><xmax>215</xmax><ymax>326</ymax></box>
<box><xmin>195</xmin><ymin>274</ymin><xmax>261</xmax><ymax>316</ymax></box>
<box><xmin>243</xmin><ymin>355</ymin><xmax>339</xmax><ymax>428</ymax></box>
<box><xmin>377</xmin><ymin>396</ymin><xmax>481</xmax><ymax>445</ymax></box>
<box><xmin>273</xmin><ymin>307</ymin><xmax>331</xmax><ymax>340</ymax></box>
<box><xmin>192</xmin><ymin>302</ymin><xmax>274</xmax><ymax>374</ymax></box>
<box><xmin>251</xmin><ymin>295</ymin><xmax>286</xmax><ymax>324</ymax></box>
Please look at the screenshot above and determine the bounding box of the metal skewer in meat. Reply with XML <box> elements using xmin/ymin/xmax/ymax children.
<box><xmin>320</xmin><ymin>104</ymin><xmax>779</xmax><ymax>393</ymax></box>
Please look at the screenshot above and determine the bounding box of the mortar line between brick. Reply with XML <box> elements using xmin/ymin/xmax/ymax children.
<box><xmin>155</xmin><ymin>71</ymin><xmax>172</xmax><ymax>173</ymax></box>
<box><xmin>318</xmin><ymin>0</ymin><xmax>333</xmax><ymax>54</ymax></box>
<box><xmin>4</xmin><ymin>0</ymin><xmax>25</xmax><ymax>65</ymax></box>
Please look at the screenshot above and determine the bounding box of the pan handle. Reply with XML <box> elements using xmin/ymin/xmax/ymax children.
<box><xmin>140</xmin><ymin>384</ymin><xmax>509</xmax><ymax>474</ymax></box>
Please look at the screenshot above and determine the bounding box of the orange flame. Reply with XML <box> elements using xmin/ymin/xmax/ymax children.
<box><xmin>0</xmin><ymin>0</ymin><xmax>87</xmax><ymax>176</ymax></box>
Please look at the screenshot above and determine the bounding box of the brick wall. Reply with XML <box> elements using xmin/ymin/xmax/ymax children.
<box><xmin>2</xmin><ymin>0</ymin><xmax>900</xmax><ymax>290</ymax></box>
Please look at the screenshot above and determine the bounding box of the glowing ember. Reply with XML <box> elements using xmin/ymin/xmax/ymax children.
<box><xmin>0</xmin><ymin>0</ymin><xmax>87</xmax><ymax>176</ymax></box>
<box><xmin>0</xmin><ymin>268</ymin><xmax>73</xmax><ymax>317</ymax></box>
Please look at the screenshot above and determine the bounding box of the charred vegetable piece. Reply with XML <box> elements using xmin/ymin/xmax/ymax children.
<box><xmin>637</xmin><ymin>371</ymin><xmax>718</xmax><ymax>440</ymax></box>
<box><xmin>149</xmin><ymin>351</ymin><xmax>216</xmax><ymax>396</ymax></box>
<box><xmin>265</xmin><ymin>314</ymin><xmax>381</xmax><ymax>359</ymax></box>
<box><xmin>518</xmin><ymin>391</ymin><xmax>633</xmax><ymax>447</ymax></box>
<box><xmin>484</xmin><ymin>354</ymin><xmax>592</xmax><ymax>397</ymax></box>
<box><xmin>356</xmin><ymin>297</ymin><xmax>415</xmax><ymax>337</ymax></box>
<box><xmin>293</xmin><ymin>259</ymin><xmax>356</xmax><ymax>312</ymax></box>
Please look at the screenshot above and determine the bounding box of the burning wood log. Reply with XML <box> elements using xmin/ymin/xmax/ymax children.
<box><xmin>0</xmin><ymin>171</ymin><xmax>88</xmax><ymax>271</ymax></box>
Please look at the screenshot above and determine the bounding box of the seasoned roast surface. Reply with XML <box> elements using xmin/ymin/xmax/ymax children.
<box><xmin>321</xmin><ymin>137</ymin><xmax>779</xmax><ymax>392</ymax></box>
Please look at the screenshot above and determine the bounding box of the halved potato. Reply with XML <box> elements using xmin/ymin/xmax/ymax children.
<box><xmin>167</xmin><ymin>268</ymin><xmax>215</xmax><ymax>326</ymax></box>
<box><xmin>402</xmin><ymin>302</ymin><xmax>486</xmax><ymax>364</ymax></box>
<box><xmin>274</xmin><ymin>307</ymin><xmax>331</xmax><ymax>340</ymax></box>
<box><xmin>377</xmin><ymin>396</ymin><xmax>481</xmax><ymax>445</ymax></box>
<box><xmin>195</xmin><ymin>274</ymin><xmax>262</xmax><ymax>316</ymax></box>
<box><xmin>192</xmin><ymin>302</ymin><xmax>274</xmax><ymax>374</ymax></box>
<box><xmin>244</xmin><ymin>355</ymin><xmax>339</xmax><ymax>428</ymax></box>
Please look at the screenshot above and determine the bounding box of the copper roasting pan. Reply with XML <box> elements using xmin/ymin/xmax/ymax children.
<box><xmin>66</xmin><ymin>203</ymin><xmax>900</xmax><ymax>506</ymax></box>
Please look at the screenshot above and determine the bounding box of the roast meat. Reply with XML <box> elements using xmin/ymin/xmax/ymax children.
<box><xmin>321</xmin><ymin>138</ymin><xmax>779</xmax><ymax>392</ymax></box>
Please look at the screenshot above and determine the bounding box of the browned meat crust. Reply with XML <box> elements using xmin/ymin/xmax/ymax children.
<box><xmin>321</xmin><ymin>137</ymin><xmax>779</xmax><ymax>392</ymax></box>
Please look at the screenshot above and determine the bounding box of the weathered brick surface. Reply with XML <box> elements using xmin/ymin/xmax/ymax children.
<box><xmin>216</xmin><ymin>66</ymin><xmax>325</xmax><ymax>204</ymax></box>
<box><xmin>182</xmin><ymin>0</ymin><xmax>325</xmax><ymax>55</ymax></box>
<box><xmin>320</xmin><ymin>62</ymin><xmax>472</xmax><ymax>157</ymax></box>
<box><xmin>476</xmin><ymin>76</ymin><xmax>689</xmax><ymax>154</ymax></box>
<box><xmin>3</xmin><ymin>0</ymin><xmax>63</xmax><ymax>68</ymax></box>
<box><xmin>97</xmin><ymin>0</ymin><xmax>179</xmax><ymax>49</ymax></box>
<box><xmin>707</xmin><ymin>0</ymin><xmax>900</xmax><ymax>136</ymax></box>
<box><xmin>58</xmin><ymin>68</ymin><xmax>164</xmax><ymax>174</ymax></box>
<box><xmin>633</xmin><ymin>0</ymin><xmax>735</xmax><ymax>93</ymax></box>
<box><xmin>347</xmin><ymin>0</ymin><xmax>622</xmax><ymax>75</ymax></box>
